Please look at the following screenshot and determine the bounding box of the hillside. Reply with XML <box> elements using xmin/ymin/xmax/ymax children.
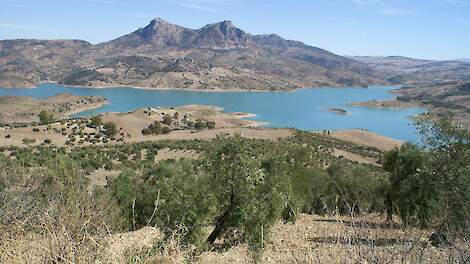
<box><xmin>350</xmin><ymin>56</ymin><xmax>470</xmax><ymax>84</ymax></box>
<box><xmin>0</xmin><ymin>18</ymin><xmax>386</xmax><ymax>90</ymax></box>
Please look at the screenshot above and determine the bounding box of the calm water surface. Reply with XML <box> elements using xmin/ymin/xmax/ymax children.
<box><xmin>0</xmin><ymin>83</ymin><xmax>425</xmax><ymax>142</ymax></box>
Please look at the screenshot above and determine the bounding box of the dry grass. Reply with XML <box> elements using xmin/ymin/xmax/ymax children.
<box><xmin>1</xmin><ymin>211</ymin><xmax>468</xmax><ymax>264</ymax></box>
<box><xmin>197</xmin><ymin>214</ymin><xmax>469</xmax><ymax>264</ymax></box>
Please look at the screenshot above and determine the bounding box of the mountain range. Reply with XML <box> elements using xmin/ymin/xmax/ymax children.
<box><xmin>1</xmin><ymin>18</ymin><xmax>469</xmax><ymax>90</ymax></box>
<box><xmin>0</xmin><ymin>18</ymin><xmax>385</xmax><ymax>90</ymax></box>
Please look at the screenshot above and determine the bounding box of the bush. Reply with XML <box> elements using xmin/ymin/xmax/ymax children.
<box><xmin>162</xmin><ymin>114</ymin><xmax>173</xmax><ymax>126</ymax></box>
<box><xmin>22</xmin><ymin>138</ymin><xmax>36</xmax><ymax>145</ymax></box>
<box><xmin>38</xmin><ymin>110</ymin><xmax>54</xmax><ymax>124</ymax></box>
<box><xmin>383</xmin><ymin>116</ymin><xmax>470</xmax><ymax>245</ymax></box>
<box><xmin>90</xmin><ymin>116</ymin><xmax>103</xmax><ymax>127</ymax></box>
<box><xmin>44</xmin><ymin>139</ymin><xmax>52</xmax><ymax>144</ymax></box>
<box><xmin>141</xmin><ymin>128</ymin><xmax>152</xmax><ymax>136</ymax></box>
<box><xmin>103</xmin><ymin>122</ymin><xmax>118</xmax><ymax>138</ymax></box>
<box><xmin>111</xmin><ymin>162</ymin><xmax>213</xmax><ymax>244</ymax></box>
<box><xmin>206</xmin><ymin>121</ymin><xmax>216</xmax><ymax>129</ymax></box>
<box><xmin>194</xmin><ymin>120</ymin><xmax>204</xmax><ymax>130</ymax></box>
<box><xmin>383</xmin><ymin>143</ymin><xmax>429</xmax><ymax>226</ymax></box>
<box><xmin>325</xmin><ymin>161</ymin><xmax>388</xmax><ymax>214</ymax></box>
<box><xmin>142</xmin><ymin>121</ymin><xmax>163</xmax><ymax>136</ymax></box>
<box><xmin>162</xmin><ymin>126</ymin><xmax>172</xmax><ymax>134</ymax></box>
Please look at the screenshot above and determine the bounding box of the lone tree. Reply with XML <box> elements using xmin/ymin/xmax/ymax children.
<box><xmin>162</xmin><ymin>114</ymin><xmax>173</xmax><ymax>126</ymax></box>
<box><xmin>38</xmin><ymin>110</ymin><xmax>54</xmax><ymax>124</ymax></box>
<box><xmin>205</xmin><ymin>136</ymin><xmax>286</xmax><ymax>251</ymax></box>
<box><xmin>90</xmin><ymin>116</ymin><xmax>103</xmax><ymax>127</ymax></box>
<box><xmin>103</xmin><ymin>122</ymin><xmax>118</xmax><ymax>138</ymax></box>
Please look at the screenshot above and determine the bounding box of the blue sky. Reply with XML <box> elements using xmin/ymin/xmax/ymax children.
<box><xmin>1</xmin><ymin>0</ymin><xmax>469</xmax><ymax>60</ymax></box>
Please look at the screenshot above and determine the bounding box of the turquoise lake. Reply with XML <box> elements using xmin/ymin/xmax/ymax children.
<box><xmin>0</xmin><ymin>83</ymin><xmax>425</xmax><ymax>142</ymax></box>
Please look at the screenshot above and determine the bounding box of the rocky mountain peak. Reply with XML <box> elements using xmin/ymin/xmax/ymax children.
<box><xmin>194</xmin><ymin>20</ymin><xmax>254</xmax><ymax>49</ymax></box>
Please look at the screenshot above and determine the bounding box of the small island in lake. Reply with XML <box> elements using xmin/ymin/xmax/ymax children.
<box><xmin>327</xmin><ymin>108</ymin><xmax>348</xmax><ymax>115</ymax></box>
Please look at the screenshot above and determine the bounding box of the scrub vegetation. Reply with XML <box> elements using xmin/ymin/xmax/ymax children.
<box><xmin>0</xmin><ymin>117</ymin><xmax>468</xmax><ymax>263</ymax></box>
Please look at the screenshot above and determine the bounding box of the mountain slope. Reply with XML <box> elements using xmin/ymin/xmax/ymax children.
<box><xmin>0</xmin><ymin>18</ymin><xmax>386</xmax><ymax>90</ymax></box>
<box><xmin>350</xmin><ymin>56</ymin><xmax>470</xmax><ymax>84</ymax></box>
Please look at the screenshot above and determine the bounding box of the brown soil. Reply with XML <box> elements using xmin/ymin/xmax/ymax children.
<box><xmin>328</xmin><ymin>129</ymin><xmax>403</xmax><ymax>151</ymax></box>
<box><xmin>332</xmin><ymin>148</ymin><xmax>379</xmax><ymax>166</ymax></box>
<box><xmin>103</xmin><ymin>214</ymin><xmax>457</xmax><ymax>264</ymax></box>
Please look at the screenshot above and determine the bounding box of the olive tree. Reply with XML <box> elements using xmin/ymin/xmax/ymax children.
<box><xmin>205</xmin><ymin>136</ymin><xmax>286</xmax><ymax>251</ymax></box>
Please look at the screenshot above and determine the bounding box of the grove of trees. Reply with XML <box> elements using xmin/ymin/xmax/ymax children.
<box><xmin>0</xmin><ymin>115</ymin><xmax>468</xmax><ymax>261</ymax></box>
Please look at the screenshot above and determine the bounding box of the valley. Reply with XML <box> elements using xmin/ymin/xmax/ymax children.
<box><xmin>1</xmin><ymin>8</ymin><xmax>469</xmax><ymax>264</ymax></box>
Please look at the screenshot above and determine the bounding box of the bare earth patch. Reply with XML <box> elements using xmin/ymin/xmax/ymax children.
<box><xmin>155</xmin><ymin>148</ymin><xmax>200</xmax><ymax>162</ymax></box>
<box><xmin>328</xmin><ymin>129</ymin><xmax>403</xmax><ymax>151</ymax></box>
<box><xmin>332</xmin><ymin>148</ymin><xmax>379</xmax><ymax>166</ymax></box>
<box><xmin>86</xmin><ymin>169</ymin><xmax>121</xmax><ymax>191</ymax></box>
<box><xmin>103</xmin><ymin>214</ymin><xmax>461</xmax><ymax>264</ymax></box>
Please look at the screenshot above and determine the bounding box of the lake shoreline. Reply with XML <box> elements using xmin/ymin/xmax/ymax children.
<box><xmin>0</xmin><ymin>83</ymin><xmax>423</xmax><ymax>142</ymax></box>
<box><xmin>3</xmin><ymin>81</ymin><xmax>383</xmax><ymax>94</ymax></box>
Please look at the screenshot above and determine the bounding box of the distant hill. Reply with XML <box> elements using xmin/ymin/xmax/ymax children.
<box><xmin>0</xmin><ymin>18</ymin><xmax>385</xmax><ymax>90</ymax></box>
<box><xmin>349</xmin><ymin>56</ymin><xmax>470</xmax><ymax>84</ymax></box>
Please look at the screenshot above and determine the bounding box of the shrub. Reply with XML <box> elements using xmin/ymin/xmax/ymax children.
<box><xmin>162</xmin><ymin>114</ymin><xmax>173</xmax><ymax>126</ymax></box>
<box><xmin>142</xmin><ymin>121</ymin><xmax>163</xmax><ymax>136</ymax></box>
<box><xmin>38</xmin><ymin>110</ymin><xmax>54</xmax><ymax>124</ymax></box>
<box><xmin>22</xmin><ymin>138</ymin><xmax>36</xmax><ymax>145</ymax></box>
<box><xmin>206</xmin><ymin>121</ymin><xmax>216</xmax><ymax>129</ymax></box>
<box><xmin>111</xmin><ymin>162</ymin><xmax>213</xmax><ymax>244</ymax></box>
<box><xmin>194</xmin><ymin>120</ymin><xmax>204</xmax><ymax>130</ymax></box>
<box><xmin>44</xmin><ymin>139</ymin><xmax>52</xmax><ymax>144</ymax></box>
<box><xmin>141</xmin><ymin>128</ymin><xmax>152</xmax><ymax>136</ymax></box>
<box><xmin>90</xmin><ymin>116</ymin><xmax>103</xmax><ymax>127</ymax></box>
<box><xmin>383</xmin><ymin>143</ymin><xmax>429</xmax><ymax>225</ymax></box>
<box><xmin>162</xmin><ymin>126</ymin><xmax>172</xmax><ymax>134</ymax></box>
<box><xmin>103</xmin><ymin>122</ymin><xmax>118</xmax><ymax>138</ymax></box>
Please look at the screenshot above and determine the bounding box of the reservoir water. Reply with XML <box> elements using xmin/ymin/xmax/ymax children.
<box><xmin>0</xmin><ymin>83</ymin><xmax>425</xmax><ymax>142</ymax></box>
